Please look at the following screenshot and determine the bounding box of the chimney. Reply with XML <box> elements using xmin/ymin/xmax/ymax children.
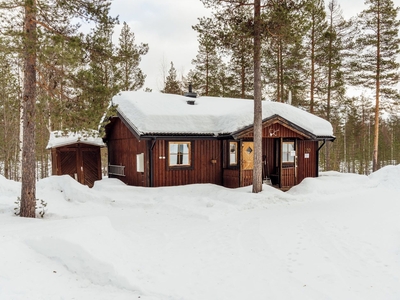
<box><xmin>184</xmin><ymin>82</ymin><xmax>197</xmax><ymax>104</ymax></box>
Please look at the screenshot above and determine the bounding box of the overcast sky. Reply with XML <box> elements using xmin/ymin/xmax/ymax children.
<box><xmin>109</xmin><ymin>0</ymin><xmax>396</xmax><ymax>92</ymax></box>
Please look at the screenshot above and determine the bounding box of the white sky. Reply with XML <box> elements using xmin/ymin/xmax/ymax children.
<box><xmin>109</xmin><ymin>0</ymin><xmax>396</xmax><ymax>92</ymax></box>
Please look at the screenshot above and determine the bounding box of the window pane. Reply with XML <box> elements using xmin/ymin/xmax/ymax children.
<box><xmin>179</xmin><ymin>143</ymin><xmax>189</xmax><ymax>154</ymax></box>
<box><xmin>282</xmin><ymin>142</ymin><xmax>295</xmax><ymax>163</ymax></box>
<box><xmin>229</xmin><ymin>142</ymin><xmax>237</xmax><ymax>165</ymax></box>
<box><xmin>169</xmin><ymin>144</ymin><xmax>178</xmax><ymax>153</ymax></box>
<box><xmin>170</xmin><ymin>154</ymin><xmax>178</xmax><ymax>164</ymax></box>
<box><xmin>169</xmin><ymin>142</ymin><xmax>191</xmax><ymax>166</ymax></box>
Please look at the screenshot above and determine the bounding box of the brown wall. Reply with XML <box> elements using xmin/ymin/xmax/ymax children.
<box><xmin>107</xmin><ymin>118</ymin><xmax>147</xmax><ymax>186</ymax></box>
<box><xmin>297</xmin><ymin>140</ymin><xmax>319</xmax><ymax>183</ymax></box>
<box><xmin>240</xmin><ymin>123</ymin><xmax>305</xmax><ymax>140</ymax></box>
<box><xmin>107</xmin><ymin>118</ymin><xmax>223</xmax><ymax>187</ymax></box>
<box><xmin>107</xmin><ymin>118</ymin><xmax>321</xmax><ymax>189</ymax></box>
<box><xmin>151</xmin><ymin>139</ymin><xmax>223</xmax><ymax>187</ymax></box>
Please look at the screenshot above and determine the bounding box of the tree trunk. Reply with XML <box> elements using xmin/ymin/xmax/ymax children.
<box><xmin>373</xmin><ymin>2</ymin><xmax>381</xmax><ymax>172</ymax></box>
<box><xmin>325</xmin><ymin>9</ymin><xmax>333</xmax><ymax>171</ymax></box>
<box><xmin>310</xmin><ymin>14</ymin><xmax>315</xmax><ymax>114</ymax></box>
<box><xmin>252</xmin><ymin>0</ymin><xmax>262</xmax><ymax>193</ymax></box>
<box><xmin>20</xmin><ymin>0</ymin><xmax>37</xmax><ymax>218</ymax></box>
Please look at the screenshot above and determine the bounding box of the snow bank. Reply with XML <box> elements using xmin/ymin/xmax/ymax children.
<box><xmin>1</xmin><ymin>165</ymin><xmax>400</xmax><ymax>299</ymax></box>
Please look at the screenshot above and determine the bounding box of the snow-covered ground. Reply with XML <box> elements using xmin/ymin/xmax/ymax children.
<box><xmin>1</xmin><ymin>165</ymin><xmax>400</xmax><ymax>300</ymax></box>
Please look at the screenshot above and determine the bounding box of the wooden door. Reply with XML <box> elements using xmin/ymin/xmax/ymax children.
<box><xmin>280</xmin><ymin>139</ymin><xmax>297</xmax><ymax>189</ymax></box>
<box><xmin>58</xmin><ymin>148</ymin><xmax>78</xmax><ymax>179</ymax></box>
<box><xmin>241</xmin><ymin>141</ymin><xmax>254</xmax><ymax>186</ymax></box>
<box><xmin>81</xmin><ymin>148</ymin><xmax>101</xmax><ymax>187</ymax></box>
<box><xmin>241</xmin><ymin>141</ymin><xmax>254</xmax><ymax>170</ymax></box>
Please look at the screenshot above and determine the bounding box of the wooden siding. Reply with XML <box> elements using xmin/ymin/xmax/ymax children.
<box><xmin>241</xmin><ymin>169</ymin><xmax>253</xmax><ymax>187</ymax></box>
<box><xmin>281</xmin><ymin>166</ymin><xmax>295</xmax><ymax>189</ymax></box>
<box><xmin>222</xmin><ymin>168</ymin><xmax>240</xmax><ymax>188</ymax></box>
<box><xmin>262</xmin><ymin>138</ymin><xmax>275</xmax><ymax>180</ymax></box>
<box><xmin>106</xmin><ymin>116</ymin><xmax>323</xmax><ymax>190</ymax></box>
<box><xmin>151</xmin><ymin>139</ymin><xmax>223</xmax><ymax>187</ymax></box>
<box><xmin>238</xmin><ymin>122</ymin><xmax>306</xmax><ymax>139</ymax></box>
<box><xmin>296</xmin><ymin>140</ymin><xmax>318</xmax><ymax>183</ymax></box>
<box><xmin>107</xmin><ymin>118</ymin><xmax>147</xmax><ymax>186</ymax></box>
<box><xmin>107</xmin><ymin>118</ymin><xmax>223</xmax><ymax>187</ymax></box>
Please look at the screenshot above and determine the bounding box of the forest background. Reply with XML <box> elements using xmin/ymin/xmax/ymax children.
<box><xmin>0</xmin><ymin>0</ymin><xmax>399</xmax><ymax>183</ymax></box>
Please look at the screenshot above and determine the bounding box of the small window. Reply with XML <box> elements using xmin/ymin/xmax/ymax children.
<box><xmin>282</xmin><ymin>141</ymin><xmax>295</xmax><ymax>163</ymax></box>
<box><xmin>108</xmin><ymin>164</ymin><xmax>125</xmax><ymax>176</ymax></box>
<box><xmin>229</xmin><ymin>142</ymin><xmax>238</xmax><ymax>166</ymax></box>
<box><xmin>169</xmin><ymin>141</ymin><xmax>191</xmax><ymax>167</ymax></box>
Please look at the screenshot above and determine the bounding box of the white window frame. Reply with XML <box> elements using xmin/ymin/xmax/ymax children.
<box><xmin>229</xmin><ymin>141</ymin><xmax>238</xmax><ymax>166</ymax></box>
<box><xmin>282</xmin><ymin>141</ymin><xmax>295</xmax><ymax>164</ymax></box>
<box><xmin>168</xmin><ymin>141</ymin><xmax>191</xmax><ymax>167</ymax></box>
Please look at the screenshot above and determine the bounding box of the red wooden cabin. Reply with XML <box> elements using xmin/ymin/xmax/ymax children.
<box><xmin>103</xmin><ymin>91</ymin><xmax>335</xmax><ymax>190</ymax></box>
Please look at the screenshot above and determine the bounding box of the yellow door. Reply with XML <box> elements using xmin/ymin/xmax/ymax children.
<box><xmin>241</xmin><ymin>142</ymin><xmax>254</xmax><ymax>170</ymax></box>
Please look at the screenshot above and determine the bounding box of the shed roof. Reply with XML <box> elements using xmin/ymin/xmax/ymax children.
<box><xmin>46</xmin><ymin>130</ymin><xmax>105</xmax><ymax>149</ymax></box>
<box><xmin>112</xmin><ymin>91</ymin><xmax>334</xmax><ymax>139</ymax></box>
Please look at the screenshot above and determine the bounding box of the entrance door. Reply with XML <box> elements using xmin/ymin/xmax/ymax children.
<box><xmin>280</xmin><ymin>139</ymin><xmax>297</xmax><ymax>189</ymax></box>
<box><xmin>59</xmin><ymin>148</ymin><xmax>78</xmax><ymax>179</ymax></box>
<box><xmin>81</xmin><ymin>147</ymin><xmax>101</xmax><ymax>187</ymax></box>
<box><xmin>241</xmin><ymin>141</ymin><xmax>254</xmax><ymax>186</ymax></box>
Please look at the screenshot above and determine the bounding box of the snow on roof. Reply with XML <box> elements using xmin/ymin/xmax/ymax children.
<box><xmin>46</xmin><ymin>130</ymin><xmax>105</xmax><ymax>149</ymax></box>
<box><xmin>112</xmin><ymin>91</ymin><xmax>334</xmax><ymax>137</ymax></box>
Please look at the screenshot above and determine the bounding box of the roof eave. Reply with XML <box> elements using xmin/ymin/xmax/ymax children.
<box><xmin>231</xmin><ymin>114</ymin><xmax>335</xmax><ymax>141</ymax></box>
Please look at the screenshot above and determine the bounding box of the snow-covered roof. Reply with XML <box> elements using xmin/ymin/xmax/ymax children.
<box><xmin>46</xmin><ymin>130</ymin><xmax>105</xmax><ymax>149</ymax></box>
<box><xmin>112</xmin><ymin>91</ymin><xmax>334</xmax><ymax>138</ymax></box>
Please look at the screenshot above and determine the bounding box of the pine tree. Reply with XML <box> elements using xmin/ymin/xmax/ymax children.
<box><xmin>324</xmin><ymin>0</ymin><xmax>346</xmax><ymax>122</ymax></box>
<box><xmin>253</xmin><ymin>0</ymin><xmax>263</xmax><ymax>192</ymax></box>
<box><xmin>116</xmin><ymin>22</ymin><xmax>149</xmax><ymax>91</ymax></box>
<box><xmin>321</xmin><ymin>0</ymin><xmax>347</xmax><ymax>170</ymax></box>
<box><xmin>200</xmin><ymin>0</ymin><xmax>266</xmax><ymax>192</ymax></box>
<box><xmin>0</xmin><ymin>40</ymin><xmax>21</xmax><ymax>180</ymax></box>
<box><xmin>353</xmin><ymin>0</ymin><xmax>400</xmax><ymax>171</ymax></box>
<box><xmin>263</xmin><ymin>0</ymin><xmax>307</xmax><ymax>105</ymax></box>
<box><xmin>303</xmin><ymin>0</ymin><xmax>328</xmax><ymax>114</ymax></box>
<box><xmin>0</xmin><ymin>0</ymin><xmax>117</xmax><ymax>218</ymax></box>
<box><xmin>162</xmin><ymin>62</ymin><xmax>183</xmax><ymax>95</ymax></box>
<box><xmin>221</xmin><ymin>5</ymin><xmax>255</xmax><ymax>99</ymax></box>
<box><xmin>191</xmin><ymin>17</ymin><xmax>224</xmax><ymax>96</ymax></box>
<box><xmin>73</xmin><ymin>21</ymin><xmax>119</xmax><ymax>130</ymax></box>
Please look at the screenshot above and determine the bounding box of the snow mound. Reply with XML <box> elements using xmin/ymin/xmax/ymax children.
<box><xmin>288</xmin><ymin>171</ymin><xmax>373</xmax><ymax>196</ymax></box>
<box><xmin>0</xmin><ymin>175</ymin><xmax>21</xmax><ymax>215</ymax></box>
<box><xmin>37</xmin><ymin>175</ymin><xmax>109</xmax><ymax>204</ymax></box>
<box><xmin>369</xmin><ymin>164</ymin><xmax>400</xmax><ymax>190</ymax></box>
<box><xmin>0</xmin><ymin>175</ymin><xmax>20</xmax><ymax>196</ymax></box>
<box><xmin>25</xmin><ymin>216</ymin><xmax>140</xmax><ymax>292</ymax></box>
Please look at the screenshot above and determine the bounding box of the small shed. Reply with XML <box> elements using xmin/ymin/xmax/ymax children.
<box><xmin>47</xmin><ymin>131</ymin><xmax>105</xmax><ymax>187</ymax></box>
<box><xmin>103</xmin><ymin>91</ymin><xmax>335</xmax><ymax>190</ymax></box>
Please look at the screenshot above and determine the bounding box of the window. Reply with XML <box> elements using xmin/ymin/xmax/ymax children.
<box><xmin>169</xmin><ymin>142</ymin><xmax>191</xmax><ymax>167</ymax></box>
<box><xmin>108</xmin><ymin>164</ymin><xmax>125</xmax><ymax>176</ymax></box>
<box><xmin>282</xmin><ymin>141</ymin><xmax>295</xmax><ymax>163</ymax></box>
<box><xmin>229</xmin><ymin>142</ymin><xmax>238</xmax><ymax>166</ymax></box>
